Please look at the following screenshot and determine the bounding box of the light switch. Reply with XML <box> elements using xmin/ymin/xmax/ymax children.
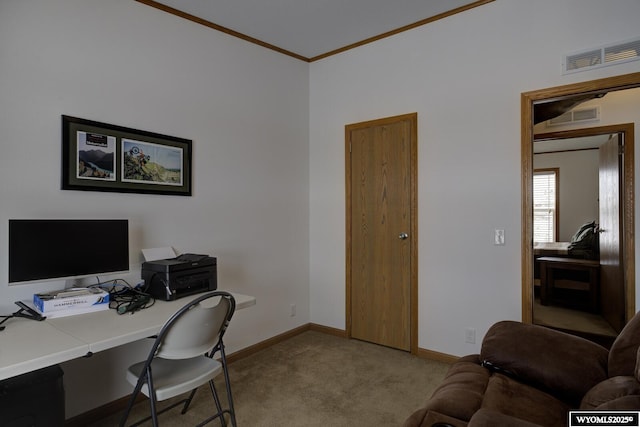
<box><xmin>494</xmin><ymin>229</ymin><xmax>505</xmax><ymax>245</ymax></box>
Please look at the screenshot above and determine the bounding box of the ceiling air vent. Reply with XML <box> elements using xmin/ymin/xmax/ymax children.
<box><xmin>563</xmin><ymin>37</ymin><xmax>640</xmax><ymax>74</ymax></box>
<box><xmin>547</xmin><ymin>106</ymin><xmax>600</xmax><ymax>127</ymax></box>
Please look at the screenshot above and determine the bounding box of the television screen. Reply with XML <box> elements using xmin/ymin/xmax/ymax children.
<box><xmin>9</xmin><ymin>219</ymin><xmax>129</xmax><ymax>284</ymax></box>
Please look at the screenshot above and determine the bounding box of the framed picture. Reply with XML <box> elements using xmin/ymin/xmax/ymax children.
<box><xmin>62</xmin><ymin>115</ymin><xmax>192</xmax><ymax>196</ymax></box>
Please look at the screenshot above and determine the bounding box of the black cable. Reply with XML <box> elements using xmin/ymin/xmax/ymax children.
<box><xmin>89</xmin><ymin>277</ymin><xmax>155</xmax><ymax>314</ymax></box>
<box><xmin>110</xmin><ymin>288</ymin><xmax>155</xmax><ymax>315</ymax></box>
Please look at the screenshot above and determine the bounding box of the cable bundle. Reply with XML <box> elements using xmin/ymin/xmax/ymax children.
<box><xmin>90</xmin><ymin>278</ymin><xmax>155</xmax><ymax>315</ymax></box>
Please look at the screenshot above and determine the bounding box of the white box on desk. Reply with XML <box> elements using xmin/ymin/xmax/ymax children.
<box><xmin>33</xmin><ymin>302</ymin><xmax>109</xmax><ymax>318</ymax></box>
<box><xmin>33</xmin><ymin>288</ymin><xmax>109</xmax><ymax>313</ymax></box>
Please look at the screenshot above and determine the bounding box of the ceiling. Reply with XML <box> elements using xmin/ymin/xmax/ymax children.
<box><xmin>138</xmin><ymin>0</ymin><xmax>492</xmax><ymax>61</ymax></box>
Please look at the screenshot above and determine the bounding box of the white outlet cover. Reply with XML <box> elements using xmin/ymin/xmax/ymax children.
<box><xmin>465</xmin><ymin>328</ymin><xmax>476</xmax><ymax>344</ymax></box>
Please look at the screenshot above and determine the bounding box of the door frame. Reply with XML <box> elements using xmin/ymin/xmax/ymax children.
<box><xmin>522</xmin><ymin>73</ymin><xmax>639</xmax><ymax>325</ymax></box>
<box><xmin>345</xmin><ymin>112</ymin><xmax>418</xmax><ymax>354</ymax></box>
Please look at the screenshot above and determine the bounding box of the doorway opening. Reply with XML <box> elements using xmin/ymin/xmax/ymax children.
<box><xmin>522</xmin><ymin>72</ymin><xmax>639</xmax><ymax>344</ymax></box>
<box><xmin>532</xmin><ymin>124</ymin><xmax>633</xmax><ymax>344</ymax></box>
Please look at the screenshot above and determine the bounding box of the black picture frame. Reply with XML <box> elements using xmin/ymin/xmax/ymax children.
<box><xmin>62</xmin><ymin>115</ymin><xmax>192</xmax><ymax>196</ymax></box>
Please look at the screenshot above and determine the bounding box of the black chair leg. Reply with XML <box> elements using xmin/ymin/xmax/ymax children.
<box><xmin>147</xmin><ymin>373</ymin><xmax>159</xmax><ymax>427</ymax></box>
<box><xmin>219</xmin><ymin>347</ymin><xmax>236</xmax><ymax>427</ymax></box>
<box><xmin>119</xmin><ymin>376</ymin><xmax>146</xmax><ymax>427</ymax></box>
<box><xmin>181</xmin><ymin>387</ymin><xmax>198</xmax><ymax>414</ymax></box>
<box><xmin>208</xmin><ymin>380</ymin><xmax>227</xmax><ymax>427</ymax></box>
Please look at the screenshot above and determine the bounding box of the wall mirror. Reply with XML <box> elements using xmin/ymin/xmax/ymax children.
<box><xmin>521</xmin><ymin>72</ymin><xmax>640</xmax><ymax>344</ymax></box>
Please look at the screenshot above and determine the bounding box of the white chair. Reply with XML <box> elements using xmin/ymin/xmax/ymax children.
<box><xmin>119</xmin><ymin>291</ymin><xmax>237</xmax><ymax>427</ymax></box>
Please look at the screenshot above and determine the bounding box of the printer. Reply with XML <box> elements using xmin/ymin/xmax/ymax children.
<box><xmin>141</xmin><ymin>253</ymin><xmax>217</xmax><ymax>301</ymax></box>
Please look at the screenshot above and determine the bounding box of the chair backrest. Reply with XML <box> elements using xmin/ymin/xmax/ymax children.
<box><xmin>609</xmin><ymin>310</ymin><xmax>640</xmax><ymax>377</ymax></box>
<box><xmin>153</xmin><ymin>291</ymin><xmax>236</xmax><ymax>360</ymax></box>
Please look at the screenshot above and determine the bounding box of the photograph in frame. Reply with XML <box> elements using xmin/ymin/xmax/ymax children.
<box><xmin>122</xmin><ymin>139</ymin><xmax>183</xmax><ymax>186</ymax></box>
<box><xmin>76</xmin><ymin>131</ymin><xmax>117</xmax><ymax>181</ymax></box>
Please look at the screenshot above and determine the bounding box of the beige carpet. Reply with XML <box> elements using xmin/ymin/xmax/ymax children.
<box><xmin>88</xmin><ymin>331</ymin><xmax>451</xmax><ymax>426</ymax></box>
<box><xmin>533</xmin><ymin>298</ymin><xmax>617</xmax><ymax>337</ymax></box>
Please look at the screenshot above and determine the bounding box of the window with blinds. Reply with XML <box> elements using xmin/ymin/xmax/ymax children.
<box><xmin>533</xmin><ymin>169</ymin><xmax>558</xmax><ymax>242</ymax></box>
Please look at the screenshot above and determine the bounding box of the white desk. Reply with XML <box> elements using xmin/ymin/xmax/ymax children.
<box><xmin>0</xmin><ymin>320</ymin><xmax>88</xmax><ymax>380</ymax></box>
<box><xmin>0</xmin><ymin>291</ymin><xmax>255</xmax><ymax>381</ymax></box>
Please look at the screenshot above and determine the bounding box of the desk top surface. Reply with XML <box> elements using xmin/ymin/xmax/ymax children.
<box><xmin>0</xmin><ymin>291</ymin><xmax>255</xmax><ymax>381</ymax></box>
<box><xmin>0</xmin><ymin>319</ymin><xmax>88</xmax><ymax>381</ymax></box>
<box><xmin>537</xmin><ymin>256</ymin><xmax>600</xmax><ymax>266</ymax></box>
<box><xmin>50</xmin><ymin>292</ymin><xmax>255</xmax><ymax>353</ymax></box>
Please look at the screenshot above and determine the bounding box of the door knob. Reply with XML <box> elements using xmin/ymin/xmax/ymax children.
<box><xmin>398</xmin><ymin>232</ymin><xmax>409</xmax><ymax>240</ymax></box>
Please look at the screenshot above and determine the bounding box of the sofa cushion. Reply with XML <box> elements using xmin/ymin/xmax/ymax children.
<box><xmin>402</xmin><ymin>409</ymin><xmax>468</xmax><ymax>427</ymax></box>
<box><xmin>480</xmin><ymin>374</ymin><xmax>569</xmax><ymax>427</ymax></box>
<box><xmin>580</xmin><ymin>376</ymin><xmax>640</xmax><ymax>409</ymax></box>
<box><xmin>596</xmin><ymin>395</ymin><xmax>640</xmax><ymax>410</ymax></box>
<box><xmin>480</xmin><ymin>321</ymin><xmax>608</xmax><ymax>405</ymax></box>
<box><xmin>469</xmin><ymin>408</ymin><xmax>545</xmax><ymax>427</ymax></box>
<box><xmin>419</xmin><ymin>360</ymin><xmax>490</xmax><ymax>422</ymax></box>
<box><xmin>609</xmin><ymin>312</ymin><xmax>640</xmax><ymax>377</ymax></box>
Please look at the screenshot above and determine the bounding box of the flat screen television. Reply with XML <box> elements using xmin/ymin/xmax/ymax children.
<box><xmin>8</xmin><ymin>219</ymin><xmax>129</xmax><ymax>284</ymax></box>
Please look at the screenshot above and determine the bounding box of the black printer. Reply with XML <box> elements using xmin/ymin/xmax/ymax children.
<box><xmin>141</xmin><ymin>253</ymin><xmax>217</xmax><ymax>301</ymax></box>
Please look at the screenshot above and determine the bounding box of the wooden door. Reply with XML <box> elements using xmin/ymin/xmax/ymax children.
<box><xmin>346</xmin><ymin>113</ymin><xmax>417</xmax><ymax>351</ymax></box>
<box><xmin>599</xmin><ymin>134</ymin><xmax>625</xmax><ymax>332</ymax></box>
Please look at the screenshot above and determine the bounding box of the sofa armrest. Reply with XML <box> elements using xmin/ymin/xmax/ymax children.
<box><xmin>480</xmin><ymin>321</ymin><xmax>608</xmax><ymax>404</ymax></box>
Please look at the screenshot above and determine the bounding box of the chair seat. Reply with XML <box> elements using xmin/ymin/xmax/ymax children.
<box><xmin>126</xmin><ymin>356</ymin><xmax>223</xmax><ymax>401</ymax></box>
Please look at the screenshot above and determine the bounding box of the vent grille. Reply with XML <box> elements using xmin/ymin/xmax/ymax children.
<box><xmin>564</xmin><ymin>37</ymin><xmax>640</xmax><ymax>74</ymax></box>
<box><xmin>547</xmin><ymin>106</ymin><xmax>600</xmax><ymax>127</ymax></box>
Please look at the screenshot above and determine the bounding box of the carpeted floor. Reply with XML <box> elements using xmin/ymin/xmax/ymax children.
<box><xmin>533</xmin><ymin>298</ymin><xmax>617</xmax><ymax>337</ymax></box>
<box><xmin>89</xmin><ymin>331</ymin><xmax>451</xmax><ymax>426</ymax></box>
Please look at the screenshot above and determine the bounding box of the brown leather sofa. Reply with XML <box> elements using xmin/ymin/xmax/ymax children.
<box><xmin>404</xmin><ymin>313</ymin><xmax>640</xmax><ymax>427</ymax></box>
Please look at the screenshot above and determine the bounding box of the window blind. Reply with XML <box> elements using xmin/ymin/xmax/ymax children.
<box><xmin>533</xmin><ymin>171</ymin><xmax>557</xmax><ymax>242</ymax></box>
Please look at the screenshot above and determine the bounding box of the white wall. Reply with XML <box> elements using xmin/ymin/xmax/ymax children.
<box><xmin>534</xmin><ymin>150</ymin><xmax>599</xmax><ymax>241</ymax></box>
<box><xmin>0</xmin><ymin>0</ymin><xmax>309</xmax><ymax>417</ymax></box>
<box><xmin>309</xmin><ymin>0</ymin><xmax>640</xmax><ymax>358</ymax></box>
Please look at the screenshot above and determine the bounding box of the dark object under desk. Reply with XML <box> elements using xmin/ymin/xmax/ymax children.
<box><xmin>0</xmin><ymin>364</ymin><xmax>65</xmax><ymax>427</ymax></box>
